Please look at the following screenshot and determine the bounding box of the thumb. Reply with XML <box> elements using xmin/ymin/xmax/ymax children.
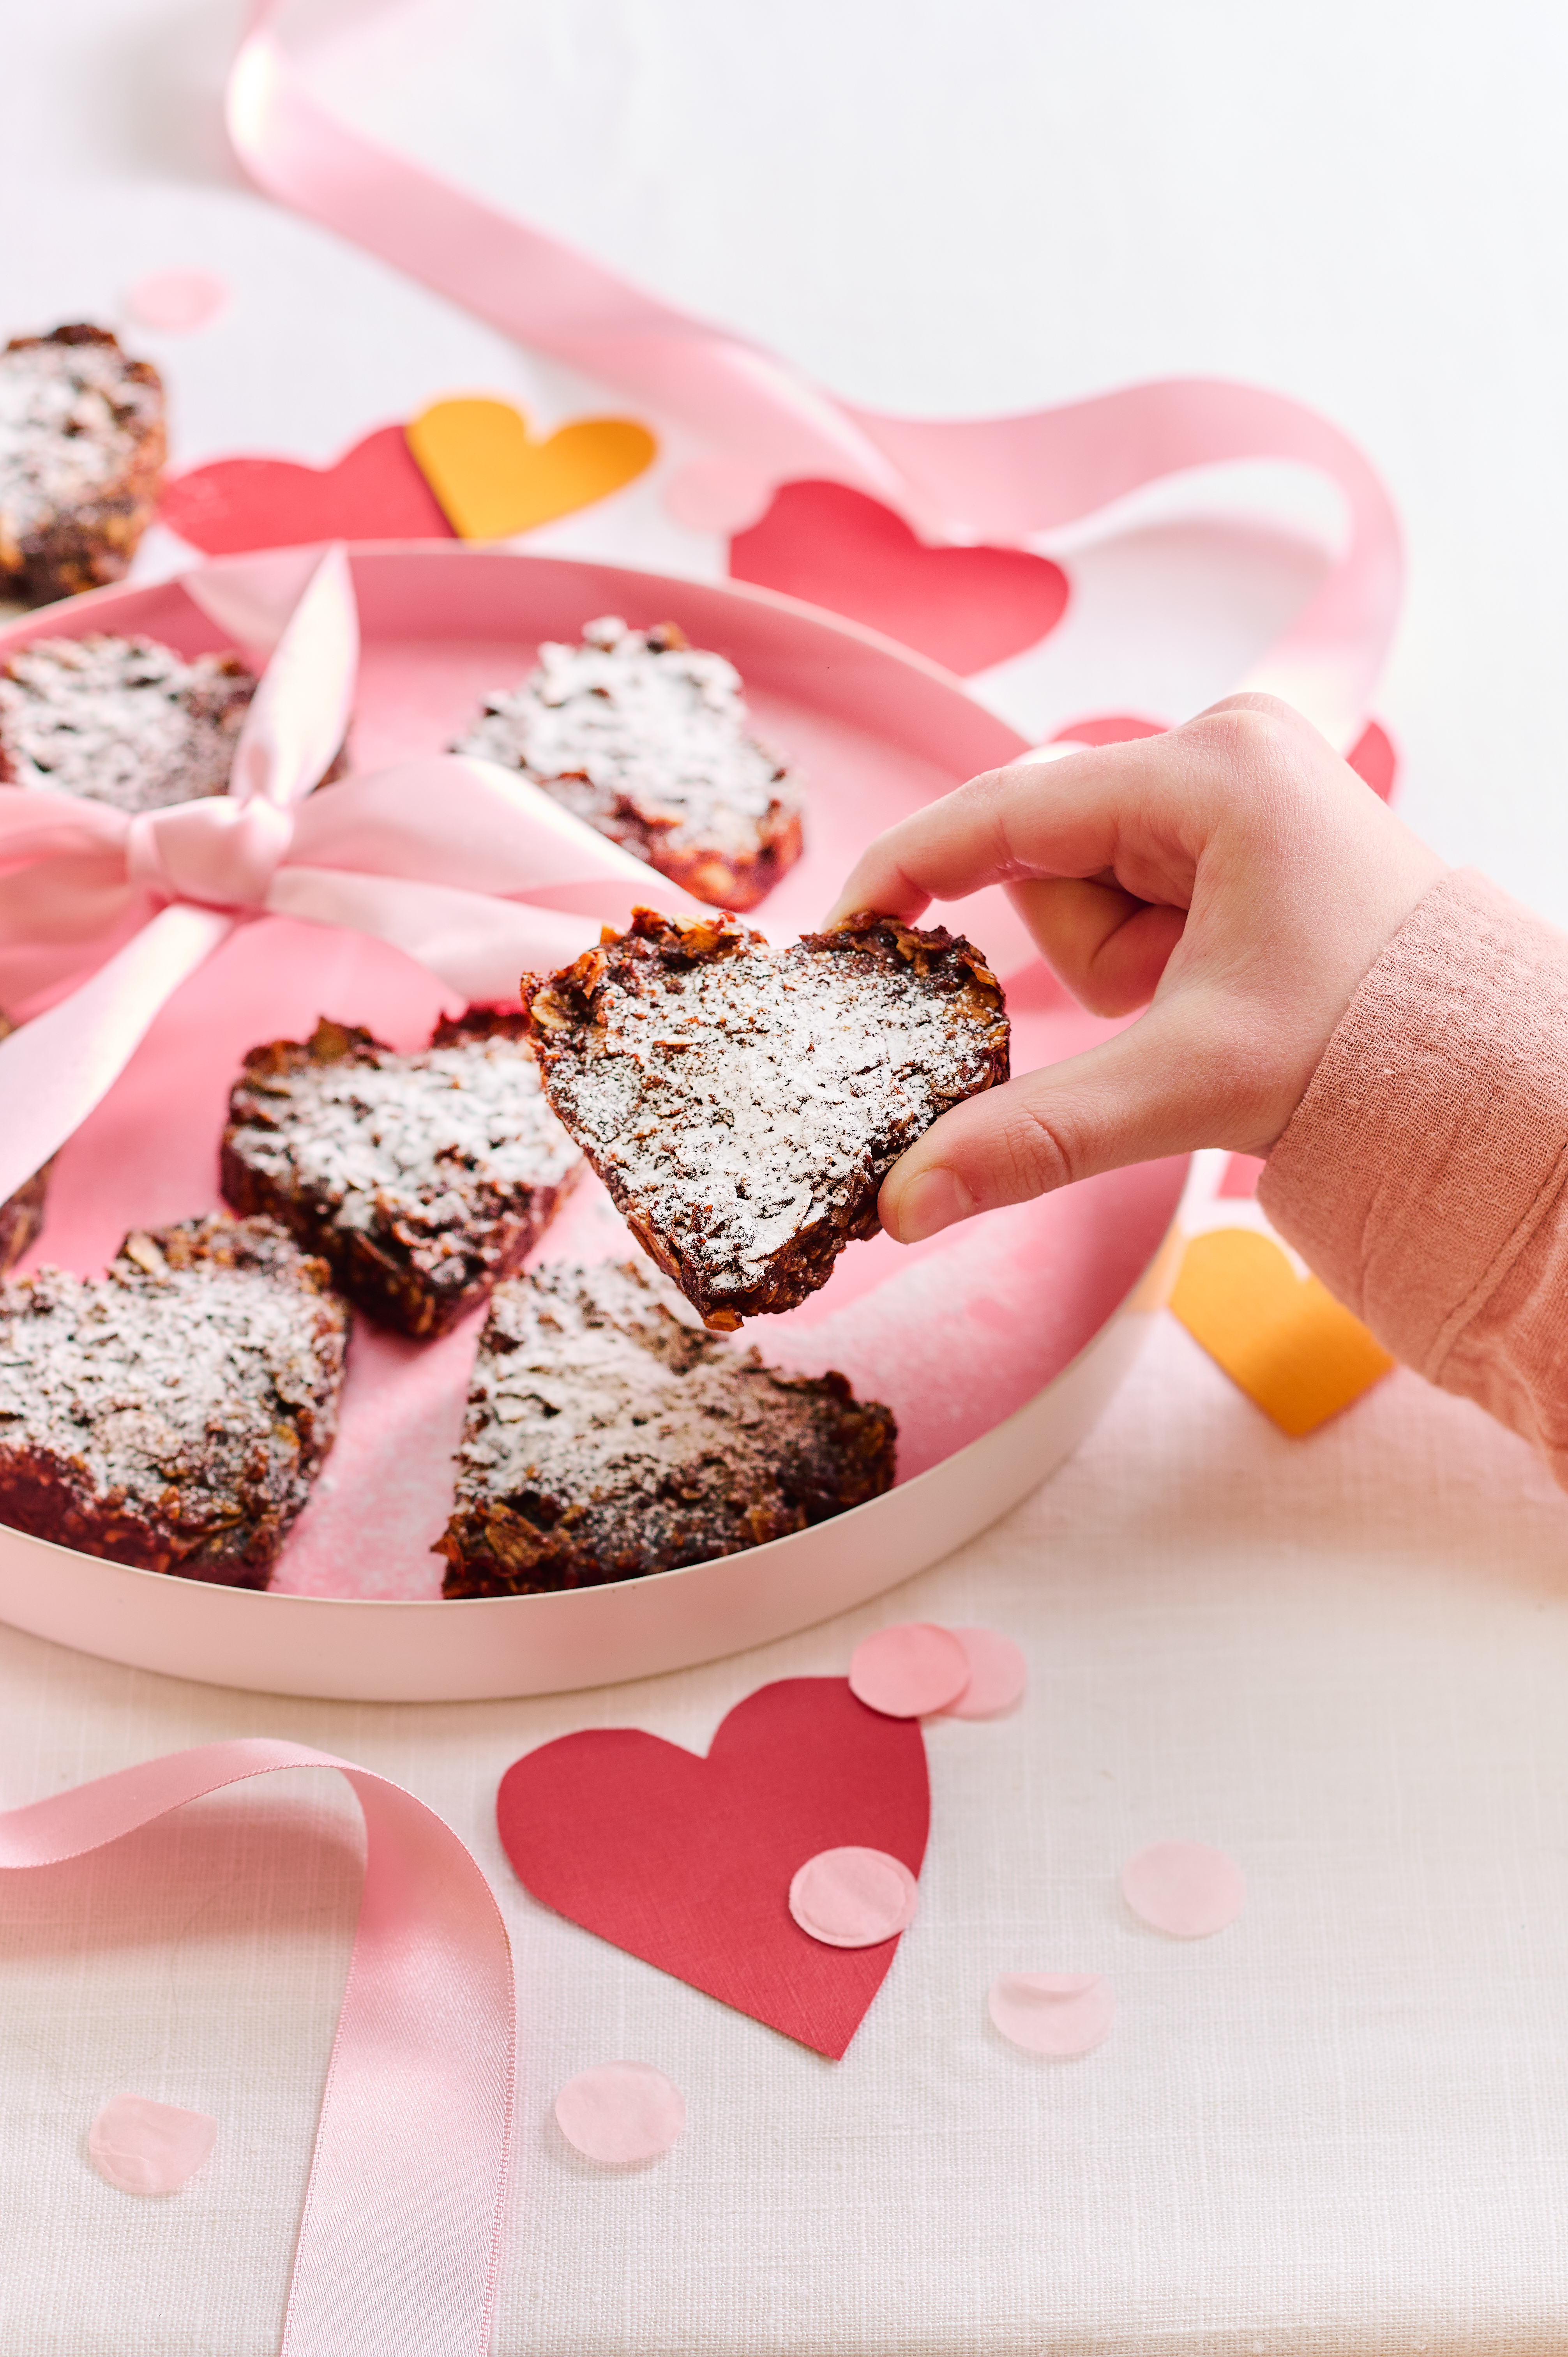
<box><xmin>880</xmin><ymin>995</ymin><xmax>1252</xmax><ymax>1242</ymax></box>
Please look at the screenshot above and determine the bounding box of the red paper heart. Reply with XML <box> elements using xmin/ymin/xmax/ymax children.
<box><xmin>159</xmin><ymin>426</ymin><xmax>456</xmax><ymax>555</ymax></box>
<box><xmin>497</xmin><ymin>1678</ymin><xmax>928</xmax><ymax>2058</ymax></box>
<box><xmin>728</xmin><ymin>479</ymin><xmax>1068</xmax><ymax>675</ymax></box>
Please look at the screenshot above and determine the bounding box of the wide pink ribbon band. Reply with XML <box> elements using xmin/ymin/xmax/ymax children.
<box><xmin>226</xmin><ymin>0</ymin><xmax>1402</xmax><ymax>751</ymax></box>
<box><xmin>0</xmin><ymin>544</ymin><xmax>702</xmax><ymax>1209</ymax></box>
<box><xmin>0</xmin><ymin>1739</ymin><xmax>514</xmax><ymax>2355</ymax></box>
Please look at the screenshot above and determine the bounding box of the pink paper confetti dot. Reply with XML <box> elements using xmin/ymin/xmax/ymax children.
<box><xmin>989</xmin><ymin>1971</ymin><xmax>1115</xmax><ymax>2057</ymax></box>
<box><xmin>87</xmin><ymin>2094</ymin><xmax>216</xmax><ymax>2194</ymax></box>
<box><xmin>554</xmin><ymin>2062</ymin><xmax>685</xmax><ymax>2165</ymax></box>
<box><xmin>789</xmin><ymin>1845</ymin><xmax>919</xmax><ymax>1947</ymax></box>
<box><xmin>1121</xmin><ymin>1839</ymin><xmax>1247</xmax><ymax>1937</ymax></box>
<box><xmin>125</xmin><ymin>269</ymin><xmax>230</xmax><ymax>334</ymax></box>
<box><xmin>942</xmin><ymin>1627</ymin><xmax>1027</xmax><ymax>1718</ymax></box>
<box><xmin>662</xmin><ymin>456</ymin><xmax>776</xmax><ymax>535</ymax></box>
<box><xmin>849</xmin><ymin>1622</ymin><xmax>970</xmax><ymax>1717</ymax></box>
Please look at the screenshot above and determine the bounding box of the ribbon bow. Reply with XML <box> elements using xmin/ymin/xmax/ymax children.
<box><xmin>0</xmin><ymin>546</ymin><xmax>698</xmax><ymax>1209</ymax></box>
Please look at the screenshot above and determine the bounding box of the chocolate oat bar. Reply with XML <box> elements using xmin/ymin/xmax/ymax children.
<box><xmin>523</xmin><ymin>907</ymin><xmax>1010</xmax><ymax>1329</ymax></box>
<box><xmin>436</xmin><ymin>1257</ymin><xmax>897</xmax><ymax>1596</ymax></box>
<box><xmin>221</xmin><ymin>1011</ymin><xmax>582</xmax><ymax>1339</ymax></box>
<box><xmin>0</xmin><ymin>326</ymin><xmax>166</xmax><ymax>603</ymax></box>
<box><xmin>0</xmin><ymin>635</ymin><xmax>259</xmax><ymax>811</ymax></box>
<box><xmin>453</xmin><ymin>615</ymin><xmax>803</xmax><ymax>910</ymax></box>
<box><xmin>0</xmin><ymin>1215</ymin><xmax>348</xmax><ymax>1585</ymax></box>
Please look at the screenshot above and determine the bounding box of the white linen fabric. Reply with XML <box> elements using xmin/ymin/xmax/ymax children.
<box><xmin>4</xmin><ymin>1286</ymin><xmax>1568</xmax><ymax>2357</ymax></box>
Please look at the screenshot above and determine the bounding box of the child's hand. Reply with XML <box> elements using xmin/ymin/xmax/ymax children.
<box><xmin>826</xmin><ymin>695</ymin><xmax>1446</xmax><ymax>1244</ymax></box>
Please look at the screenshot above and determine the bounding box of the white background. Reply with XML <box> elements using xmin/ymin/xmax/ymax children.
<box><xmin>6</xmin><ymin>7</ymin><xmax>1568</xmax><ymax>2354</ymax></box>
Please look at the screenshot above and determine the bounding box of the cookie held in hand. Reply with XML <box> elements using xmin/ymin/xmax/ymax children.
<box><xmin>0</xmin><ymin>1216</ymin><xmax>347</xmax><ymax>1585</ymax></box>
<box><xmin>522</xmin><ymin>908</ymin><xmax>1010</xmax><ymax>1329</ymax></box>
<box><xmin>436</xmin><ymin>1258</ymin><xmax>896</xmax><ymax>1597</ymax></box>
<box><xmin>221</xmin><ymin>1011</ymin><xmax>582</xmax><ymax>1339</ymax></box>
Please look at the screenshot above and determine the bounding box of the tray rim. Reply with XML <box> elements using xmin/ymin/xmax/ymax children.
<box><xmin>0</xmin><ymin>541</ymin><xmax>1187</xmax><ymax>1699</ymax></box>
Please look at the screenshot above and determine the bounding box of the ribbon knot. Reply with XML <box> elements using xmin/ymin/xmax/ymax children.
<box><xmin>125</xmin><ymin>794</ymin><xmax>297</xmax><ymax>910</ymax></box>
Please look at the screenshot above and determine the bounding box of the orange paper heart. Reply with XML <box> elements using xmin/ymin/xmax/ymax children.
<box><xmin>405</xmin><ymin>398</ymin><xmax>656</xmax><ymax>540</ymax></box>
<box><xmin>1169</xmin><ymin>1227</ymin><xmax>1393</xmax><ymax>1436</ymax></box>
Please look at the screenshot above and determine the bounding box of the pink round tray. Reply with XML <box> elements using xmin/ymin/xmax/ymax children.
<box><xmin>0</xmin><ymin>547</ymin><xmax>1186</xmax><ymax>1699</ymax></box>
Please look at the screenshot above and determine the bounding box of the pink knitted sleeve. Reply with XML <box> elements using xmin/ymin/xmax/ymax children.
<box><xmin>1259</xmin><ymin>869</ymin><xmax>1568</xmax><ymax>1479</ymax></box>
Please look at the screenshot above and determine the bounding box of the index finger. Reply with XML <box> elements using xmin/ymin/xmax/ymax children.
<box><xmin>823</xmin><ymin>740</ymin><xmax>1168</xmax><ymax>927</ymax></box>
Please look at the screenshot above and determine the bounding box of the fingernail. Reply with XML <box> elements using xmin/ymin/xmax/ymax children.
<box><xmin>890</xmin><ymin>1168</ymin><xmax>971</xmax><ymax>1243</ymax></box>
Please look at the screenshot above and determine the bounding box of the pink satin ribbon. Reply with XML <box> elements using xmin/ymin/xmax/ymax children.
<box><xmin>0</xmin><ymin>1739</ymin><xmax>514</xmax><ymax>2355</ymax></box>
<box><xmin>225</xmin><ymin>0</ymin><xmax>1403</xmax><ymax>752</ymax></box>
<box><xmin>0</xmin><ymin>544</ymin><xmax>700</xmax><ymax>1209</ymax></box>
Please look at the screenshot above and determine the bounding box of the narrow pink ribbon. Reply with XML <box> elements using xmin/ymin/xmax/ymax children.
<box><xmin>0</xmin><ymin>544</ymin><xmax>699</xmax><ymax>1207</ymax></box>
<box><xmin>225</xmin><ymin>1</ymin><xmax>1402</xmax><ymax>749</ymax></box>
<box><xmin>0</xmin><ymin>1739</ymin><xmax>514</xmax><ymax>2356</ymax></box>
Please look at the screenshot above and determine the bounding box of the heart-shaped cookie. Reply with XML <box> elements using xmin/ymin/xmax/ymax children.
<box><xmin>497</xmin><ymin>1679</ymin><xmax>928</xmax><ymax>2057</ymax></box>
<box><xmin>0</xmin><ymin>1214</ymin><xmax>348</xmax><ymax>1581</ymax></box>
<box><xmin>728</xmin><ymin>479</ymin><xmax>1068</xmax><ymax>675</ymax></box>
<box><xmin>405</xmin><ymin>398</ymin><xmax>656</xmax><ymax>539</ymax></box>
<box><xmin>1169</xmin><ymin>1227</ymin><xmax>1393</xmax><ymax>1435</ymax></box>
<box><xmin>523</xmin><ymin>908</ymin><xmax>1010</xmax><ymax>1328</ymax></box>
<box><xmin>160</xmin><ymin>425</ymin><xmax>456</xmax><ymax>554</ymax></box>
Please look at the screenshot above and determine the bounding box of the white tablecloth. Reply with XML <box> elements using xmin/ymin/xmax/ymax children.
<box><xmin>7</xmin><ymin>1287</ymin><xmax>1568</xmax><ymax>2357</ymax></box>
<box><xmin>6</xmin><ymin>5</ymin><xmax>1568</xmax><ymax>2350</ymax></box>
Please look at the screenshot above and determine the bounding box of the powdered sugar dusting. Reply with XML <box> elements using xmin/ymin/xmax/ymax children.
<box><xmin>227</xmin><ymin>1030</ymin><xmax>580</xmax><ymax>1234</ymax></box>
<box><xmin>0</xmin><ymin>634</ymin><xmax>256</xmax><ymax>811</ymax></box>
<box><xmin>440</xmin><ymin>1257</ymin><xmax>895</xmax><ymax>1594</ymax></box>
<box><xmin>533</xmin><ymin>922</ymin><xmax>1008</xmax><ymax>1319</ymax></box>
<box><xmin>465</xmin><ymin>1259</ymin><xmax>727</xmax><ymax>1498</ymax></box>
<box><xmin>0</xmin><ymin>1218</ymin><xmax>346</xmax><ymax>1566</ymax></box>
<box><xmin>0</xmin><ymin>338</ymin><xmax>161</xmax><ymax>547</ymax></box>
<box><xmin>453</xmin><ymin>615</ymin><xmax>799</xmax><ymax>872</ymax></box>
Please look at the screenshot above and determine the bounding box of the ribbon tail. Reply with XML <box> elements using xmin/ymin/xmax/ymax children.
<box><xmin>0</xmin><ymin>905</ymin><xmax>233</xmax><ymax>1205</ymax></box>
<box><xmin>224</xmin><ymin>12</ymin><xmax>909</xmax><ymax>502</ymax></box>
<box><xmin>230</xmin><ymin>543</ymin><xmax>359</xmax><ymax>808</ymax></box>
<box><xmin>266</xmin><ymin>867</ymin><xmax>611</xmax><ymax>1002</ymax></box>
<box><xmin>848</xmin><ymin>382</ymin><xmax>1404</xmax><ymax>749</ymax></box>
<box><xmin>0</xmin><ymin>1739</ymin><xmax>516</xmax><ymax>2357</ymax></box>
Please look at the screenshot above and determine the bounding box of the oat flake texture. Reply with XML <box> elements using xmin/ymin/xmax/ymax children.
<box><xmin>0</xmin><ymin>633</ymin><xmax>256</xmax><ymax>811</ymax></box>
<box><xmin>221</xmin><ymin>1014</ymin><xmax>581</xmax><ymax>1337</ymax></box>
<box><xmin>0</xmin><ymin>335</ymin><xmax>161</xmax><ymax>542</ymax></box>
<box><xmin>436</xmin><ymin>1256</ymin><xmax>896</xmax><ymax>1597</ymax></box>
<box><xmin>523</xmin><ymin>908</ymin><xmax>1010</xmax><ymax>1327</ymax></box>
<box><xmin>0</xmin><ymin>1214</ymin><xmax>348</xmax><ymax>1584</ymax></box>
<box><xmin>454</xmin><ymin>614</ymin><xmax>802</xmax><ymax>907</ymax></box>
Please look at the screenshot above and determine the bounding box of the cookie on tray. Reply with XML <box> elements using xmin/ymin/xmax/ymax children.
<box><xmin>436</xmin><ymin>1257</ymin><xmax>897</xmax><ymax>1597</ymax></box>
<box><xmin>0</xmin><ymin>634</ymin><xmax>260</xmax><ymax>811</ymax></box>
<box><xmin>453</xmin><ymin>615</ymin><xmax>803</xmax><ymax>910</ymax></box>
<box><xmin>522</xmin><ymin>907</ymin><xmax>1010</xmax><ymax>1329</ymax></box>
<box><xmin>0</xmin><ymin>325</ymin><xmax>166</xmax><ymax>603</ymax></box>
<box><xmin>0</xmin><ymin>1214</ymin><xmax>348</xmax><ymax>1586</ymax></box>
<box><xmin>221</xmin><ymin>1010</ymin><xmax>583</xmax><ymax>1339</ymax></box>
